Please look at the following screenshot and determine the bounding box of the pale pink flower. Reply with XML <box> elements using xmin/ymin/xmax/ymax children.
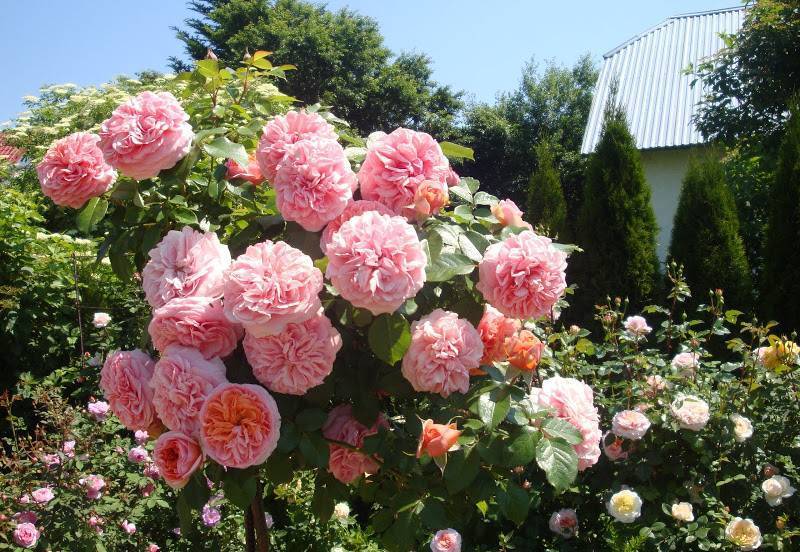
<box><xmin>98</xmin><ymin>91</ymin><xmax>193</xmax><ymax>180</ymax></box>
<box><xmin>430</xmin><ymin>528</ymin><xmax>462</xmax><ymax>552</ymax></box>
<box><xmin>18</xmin><ymin>494</ymin><xmax>31</xmax><ymax>505</ymax></box>
<box><xmin>151</xmin><ymin>345</ymin><xmax>227</xmax><ymax>438</ymax></box>
<box><xmin>31</xmin><ymin>487</ymin><xmax>54</xmax><ymax>504</ymax></box>
<box><xmin>624</xmin><ymin>316</ymin><xmax>652</xmax><ymax>336</ymax></box>
<box><xmin>121</xmin><ymin>520</ymin><xmax>136</xmax><ymax>534</ymax></box>
<box><xmin>670</xmin><ymin>395</ymin><xmax>710</xmax><ymax>431</ymax></box>
<box><xmin>92</xmin><ymin>312</ymin><xmax>111</xmax><ymax>328</ymax></box>
<box><xmin>602</xmin><ymin>432</ymin><xmax>629</xmax><ymax>462</ymax></box>
<box><xmin>42</xmin><ymin>453</ymin><xmax>60</xmax><ymax>469</ymax></box>
<box><xmin>148</xmin><ymin>544</ymin><xmax>160</xmax><ymax>552</ymax></box>
<box><xmin>358</xmin><ymin>128</ymin><xmax>449</xmax><ymax>218</ymax></box>
<box><xmin>244</xmin><ymin>308</ymin><xmax>341</xmax><ymax>395</ymax></box>
<box><xmin>445</xmin><ymin>167</ymin><xmax>460</xmax><ymax>186</ymax></box>
<box><xmin>88</xmin><ymin>515</ymin><xmax>104</xmax><ymax>533</ymax></box>
<box><xmin>644</xmin><ymin>375</ymin><xmax>668</xmax><ymax>398</ymax></box>
<box><xmin>548</xmin><ymin>509</ymin><xmax>578</xmax><ymax>538</ymax></box>
<box><xmin>322</xmin><ymin>405</ymin><xmax>387</xmax><ymax>484</ymax></box>
<box><xmin>202</xmin><ymin>504</ymin><xmax>221</xmax><ymax>527</ymax></box>
<box><xmin>477</xmin><ymin>305</ymin><xmax>521</xmax><ymax>367</ymax></box>
<box><xmin>225</xmin><ymin>154</ymin><xmax>263</xmax><ymax>185</ymax></box>
<box><xmin>325</xmin><ymin>211</ymin><xmax>426</xmax><ymax>315</ymax></box>
<box><xmin>13</xmin><ymin>512</ymin><xmax>37</xmax><ymax>525</ymax></box>
<box><xmin>80</xmin><ymin>474</ymin><xmax>106</xmax><ymax>500</ymax></box>
<box><xmin>99</xmin><ymin>349</ymin><xmax>157</xmax><ymax>431</ymax></box>
<box><xmin>153</xmin><ymin>431</ymin><xmax>205</xmax><ymax>489</ymax></box>
<box><xmin>223</xmin><ymin>240</ymin><xmax>322</xmax><ymax>337</ymax></box>
<box><xmin>319</xmin><ymin>200</ymin><xmax>393</xmax><ymax>255</ymax></box>
<box><xmin>142</xmin><ymin>227</ymin><xmax>231</xmax><ymax>309</ymax></box>
<box><xmin>13</xmin><ymin>522</ymin><xmax>39</xmax><ymax>549</ymax></box>
<box><xmin>36</xmin><ymin>132</ymin><xmax>116</xmax><ymax>208</ymax></box>
<box><xmin>477</xmin><ymin>231</ymin><xmax>567</xmax><ymax>320</ymax></box>
<box><xmin>144</xmin><ymin>463</ymin><xmax>161</xmax><ymax>480</ymax></box>
<box><xmin>134</xmin><ymin>430</ymin><xmax>149</xmax><ymax>445</ymax></box>
<box><xmin>491</xmin><ymin>199</ymin><xmax>532</xmax><ymax>230</ymax></box>
<box><xmin>671</xmin><ymin>352</ymin><xmax>700</xmax><ymax>377</ymax></box>
<box><xmin>128</xmin><ymin>446</ymin><xmax>150</xmax><ymax>464</ymax></box>
<box><xmin>611</xmin><ymin>410</ymin><xmax>651</xmax><ymax>440</ymax></box>
<box><xmin>149</xmin><ymin>297</ymin><xmax>243</xmax><ymax>360</ymax></box>
<box><xmin>87</xmin><ymin>400</ymin><xmax>109</xmax><ymax>422</ymax></box>
<box><xmin>62</xmin><ymin>440</ymin><xmax>76</xmax><ymax>457</ymax></box>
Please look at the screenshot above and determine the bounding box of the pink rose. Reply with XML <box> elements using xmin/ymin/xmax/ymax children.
<box><xmin>42</xmin><ymin>453</ymin><xmax>60</xmax><ymax>469</ymax></box>
<box><xmin>477</xmin><ymin>305</ymin><xmax>521</xmax><ymax>367</ymax></box>
<box><xmin>31</xmin><ymin>487</ymin><xmax>54</xmax><ymax>504</ymax></box>
<box><xmin>62</xmin><ymin>440</ymin><xmax>76</xmax><ymax>457</ymax></box>
<box><xmin>13</xmin><ymin>522</ymin><xmax>39</xmax><ymax>549</ymax></box>
<box><xmin>144</xmin><ymin>462</ymin><xmax>161</xmax><ymax>479</ymax></box>
<box><xmin>602</xmin><ymin>432</ymin><xmax>630</xmax><ymax>462</ymax></box>
<box><xmin>445</xmin><ymin>167</ymin><xmax>460</xmax><ymax>187</ymax></box>
<box><xmin>243</xmin><ymin>308</ymin><xmax>342</xmax><ymax>395</ymax></box>
<box><xmin>199</xmin><ymin>383</ymin><xmax>281</xmax><ymax>469</ymax></box>
<box><xmin>358</xmin><ymin>128</ymin><xmax>449</xmax><ymax>218</ymax></box>
<box><xmin>80</xmin><ymin>474</ymin><xmax>106</xmax><ymax>500</ymax></box>
<box><xmin>644</xmin><ymin>375</ymin><xmax>668</xmax><ymax>398</ymax></box>
<box><xmin>413</xmin><ymin>179</ymin><xmax>449</xmax><ymax>220</ymax></box>
<box><xmin>128</xmin><ymin>446</ymin><xmax>150</xmax><ymax>464</ymax></box>
<box><xmin>491</xmin><ymin>199</ymin><xmax>532</xmax><ymax>230</ymax></box>
<box><xmin>202</xmin><ymin>504</ymin><xmax>221</xmax><ymax>527</ymax></box>
<box><xmin>225</xmin><ymin>155</ymin><xmax>263</xmax><ymax>185</ymax></box>
<box><xmin>223</xmin><ymin>240</ymin><xmax>323</xmax><ymax>337</ymax></box>
<box><xmin>319</xmin><ymin>200</ymin><xmax>393</xmax><ymax>255</ymax></box>
<box><xmin>548</xmin><ymin>509</ymin><xmax>578</xmax><ymax>539</ymax></box>
<box><xmin>88</xmin><ymin>515</ymin><xmax>104</xmax><ymax>533</ymax></box>
<box><xmin>134</xmin><ymin>430</ymin><xmax>149</xmax><ymax>445</ymax></box>
<box><xmin>121</xmin><ymin>520</ymin><xmax>136</xmax><ymax>534</ymax></box>
<box><xmin>477</xmin><ymin>230</ymin><xmax>567</xmax><ymax>320</ymax></box>
<box><xmin>611</xmin><ymin>410</ymin><xmax>651</xmax><ymax>440</ymax></box>
<box><xmin>671</xmin><ymin>351</ymin><xmax>700</xmax><ymax>377</ymax></box>
<box><xmin>99</xmin><ymin>349</ymin><xmax>157</xmax><ymax>431</ymax></box>
<box><xmin>401</xmin><ymin>309</ymin><xmax>483</xmax><ymax>398</ymax></box>
<box><xmin>36</xmin><ymin>132</ymin><xmax>116</xmax><ymax>208</ymax></box>
<box><xmin>142</xmin><ymin>227</ymin><xmax>231</xmax><ymax>309</ymax></box>
<box><xmin>153</xmin><ymin>431</ymin><xmax>204</xmax><ymax>489</ymax></box>
<box><xmin>151</xmin><ymin>345</ymin><xmax>227</xmax><ymax>438</ymax></box>
<box><xmin>322</xmin><ymin>405</ymin><xmax>387</xmax><ymax>484</ymax></box>
<box><xmin>256</xmin><ymin>110</ymin><xmax>338</xmax><ymax>182</ymax></box>
<box><xmin>87</xmin><ymin>400</ymin><xmax>110</xmax><ymax>421</ymax></box>
<box><xmin>670</xmin><ymin>395</ymin><xmax>710</xmax><ymax>431</ymax></box>
<box><xmin>430</xmin><ymin>528</ymin><xmax>462</xmax><ymax>552</ymax></box>
<box><xmin>624</xmin><ymin>315</ymin><xmax>652</xmax><ymax>336</ymax></box>
<box><xmin>18</xmin><ymin>494</ymin><xmax>31</xmax><ymax>505</ymax></box>
<box><xmin>148</xmin><ymin>297</ymin><xmax>243</xmax><ymax>359</ymax></box>
<box><xmin>273</xmin><ymin>138</ymin><xmax>357</xmax><ymax>231</ymax></box>
<box><xmin>13</xmin><ymin>512</ymin><xmax>37</xmax><ymax>525</ymax></box>
<box><xmin>325</xmin><ymin>211</ymin><xmax>426</xmax><ymax>315</ymax></box>
<box><xmin>530</xmin><ymin>376</ymin><xmax>601</xmax><ymax>470</ymax></box>
<box><xmin>98</xmin><ymin>91</ymin><xmax>194</xmax><ymax>180</ymax></box>
<box><xmin>149</xmin><ymin>544</ymin><xmax>160</xmax><ymax>552</ymax></box>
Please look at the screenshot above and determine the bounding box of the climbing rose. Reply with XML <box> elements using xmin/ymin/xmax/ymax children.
<box><xmin>273</xmin><ymin>138</ymin><xmax>357</xmax><ymax>231</ymax></box>
<box><xmin>325</xmin><ymin>211</ymin><xmax>426</xmax><ymax>315</ymax></box>
<box><xmin>670</xmin><ymin>395</ymin><xmax>710</xmax><ymax>431</ymax></box>
<box><xmin>225</xmin><ymin>154</ymin><xmax>263</xmax><ymax>185</ymax></box>
<box><xmin>322</xmin><ymin>405</ymin><xmax>387</xmax><ymax>484</ymax></box>
<box><xmin>505</xmin><ymin>330</ymin><xmax>544</xmax><ymax>372</ymax></box>
<box><xmin>725</xmin><ymin>518</ymin><xmax>762</xmax><ymax>550</ymax></box>
<box><xmin>624</xmin><ymin>315</ymin><xmax>652</xmax><ymax>336</ymax></box>
<box><xmin>92</xmin><ymin>312</ymin><xmax>111</xmax><ymax>328</ymax></box>
<box><xmin>607</xmin><ymin>489</ymin><xmax>642</xmax><ymax>523</ymax></box>
<box><xmin>153</xmin><ymin>431</ymin><xmax>205</xmax><ymax>489</ymax></box>
<box><xmin>477</xmin><ymin>230</ymin><xmax>567</xmax><ymax>320</ymax></box>
<box><xmin>99</xmin><ymin>349</ymin><xmax>157</xmax><ymax>431</ymax></box>
<box><xmin>142</xmin><ymin>227</ymin><xmax>231</xmax><ymax>309</ymax></box>
<box><xmin>148</xmin><ymin>297</ymin><xmax>243</xmax><ymax>360</ymax></box>
<box><xmin>36</xmin><ymin>132</ymin><xmax>116</xmax><ymax>208</ymax></box>
<box><xmin>417</xmin><ymin>420</ymin><xmax>461</xmax><ymax>458</ymax></box>
<box><xmin>223</xmin><ymin>240</ymin><xmax>322</xmax><ymax>337</ymax></box>
<box><xmin>430</xmin><ymin>529</ymin><xmax>462</xmax><ymax>552</ymax></box>
<box><xmin>611</xmin><ymin>410</ymin><xmax>651</xmax><ymax>440</ymax></box>
<box><xmin>243</xmin><ymin>308</ymin><xmax>342</xmax><ymax>395</ymax></box>
<box><xmin>199</xmin><ymin>383</ymin><xmax>281</xmax><ymax>469</ymax></box>
<box><xmin>87</xmin><ymin>400</ymin><xmax>110</xmax><ymax>421</ymax></box>
<box><xmin>477</xmin><ymin>305</ymin><xmax>521</xmax><ymax>367</ymax></box>
<box><xmin>402</xmin><ymin>309</ymin><xmax>483</xmax><ymax>398</ymax></box>
<box><xmin>548</xmin><ymin>509</ymin><xmax>578</xmax><ymax>538</ymax></box>
<box><xmin>13</xmin><ymin>523</ymin><xmax>39</xmax><ymax>549</ymax></box>
<box><xmin>62</xmin><ymin>440</ymin><xmax>76</xmax><ymax>457</ymax></box>
<box><xmin>151</xmin><ymin>345</ymin><xmax>227</xmax><ymax>438</ymax></box>
<box><xmin>319</xmin><ymin>200</ymin><xmax>393</xmax><ymax>255</ymax></box>
<box><xmin>256</xmin><ymin>110</ymin><xmax>338</xmax><ymax>181</ymax></box>
<box><xmin>98</xmin><ymin>91</ymin><xmax>193</xmax><ymax>180</ymax></box>
<box><xmin>80</xmin><ymin>474</ymin><xmax>106</xmax><ymax>500</ymax></box>
<box><xmin>358</xmin><ymin>128</ymin><xmax>450</xmax><ymax>218</ymax></box>
<box><xmin>491</xmin><ymin>199</ymin><xmax>532</xmax><ymax>230</ymax></box>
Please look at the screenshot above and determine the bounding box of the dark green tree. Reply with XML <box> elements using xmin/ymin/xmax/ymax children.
<box><xmin>574</xmin><ymin>103</ymin><xmax>659</xmax><ymax>309</ymax></box>
<box><xmin>761</xmin><ymin>106</ymin><xmax>800</xmax><ymax>330</ymax></box>
<box><xmin>527</xmin><ymin>141</ymin><xmax>568</xmax><ymax>239</ymax></box>
<box><xmin>171</xmin><ymin>0</ymin><xmax>463</xmax><ymax>137</ymax></box>
<box><xmin>668</xmin><ymin>153</ymin><xmax>752</xmax><ymax>309</ymax></box>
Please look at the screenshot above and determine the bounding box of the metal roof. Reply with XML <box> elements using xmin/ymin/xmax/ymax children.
<box><xmin>580</xmin><ymin>6</ymin><xmax>745</xmax><ymax>154</ymax></box>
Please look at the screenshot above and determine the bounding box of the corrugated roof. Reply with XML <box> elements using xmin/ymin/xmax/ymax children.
<box><xmin>580</xmin><ymin>6</ymin><xmax>745</xmax><ymax>154</ymax></box>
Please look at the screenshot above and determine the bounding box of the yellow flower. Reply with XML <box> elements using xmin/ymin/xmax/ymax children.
<box><xmin>758</xmin><ymin>338</ymin><xmax>799</xmax><ymax>370</ymax></box>
<box><xmin>725</xmin><ymin>517</ymin><xmax>761</xmax><ymax>550</ymax></box>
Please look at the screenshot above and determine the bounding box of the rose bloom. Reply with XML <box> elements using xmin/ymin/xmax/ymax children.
<box><xmin>413</xmin><ymin>179</ymin><xmax>449</xmax><ymax>220</ymax></box>
<box><xmin>62</xmin><ymin>440</ymin><xmax>76</xmax><ymax>457</ymax></box>
<box><xmin>671</xmin><ymin>351</ymin><xmax>700</xmax><ymax>377</ymax></box>
<box><xmin>477</xmin><ymin>305</ymin><xmax>521</xmax><ymax>367</ymax></box>
<box><xmin>148</xmin><ymin>297</ymin><xmax>243</xmax><ymax>360</ymax></box>
<box><xmin>255</xmin><ymin>110</ymin><xmax>338</xmax><ymax>182</ymax></box>
<box><xmin>273</xmin><ymin>138</ymin><xmax>357</xmax><ymax>231</ymax></box>
<box><xmin>202</xmin><ymin>504</ymin><xmax>221</xmax><ymax>527</ymax></box>
<box><xmin>223</xmin><ymin>240</ymin><xmax>322</xmax><ymax>337</ymax></box>
<box><xmin>730</xmin><ymin>414</ymin><xmax>754</xmax><ymax>443</ymax></box>
<box><xmin>31</xmin><ymin>487</ymin><xmax>54</xmax><ymax>504</ymax></box>
<box><xmin>322</xmin><ymin>405</ymin><xmax>387</xmax><ymax>484</ymax></box>
<box><xmin>417</xmin><ymin>420</ymin><xmax>461</xmax><ymax>458</ymax></box>
<box><xmin>93</xmin><ymin>312</ymin><xmax>112</xmax><ymax>328</ymax></box>
<box><xmin>401</xmin><ymin>310</ymin><xmax>483</xmax><ymax>398</ymax></box>
<box><xmin>121</xmin><ymin>520</ymin><xmax>136</xmax><ymax>534</ymax></box>
<box><xmin>87</xmin><ymin>400</ymin><xmax>110</xmax><ymax>421</ymax></box>
<box><xmin>548</xmin><ymin>509</ymin><xmax>578</xmax><ymax>538</ymax></box>
<box><xmin>670</xmin><ymin>395</ymin><xmax>710</xmax><ymax>431</ymax></box>
<box><xmin>88</xmin><ymin>515</ymin><xmax>104</xmax><ymax>534</ymax></box>
<box><xmin>42</xmin><ymin>453</ymin><xmax>60</xmax><ymax>469</ymax></box>
<box><xmin>200</xmin><ymin>383</ymin><xmax>281</xmax><ymax>469</ymax></box>
<box><xmin>142</xmin><ymin>227</ymin><xmax>231</xmax><ymax>309</ymax></box>
<box><xmin>758</xmin><ymin>340</ymin><xmax>800</xmax><ymax>369</ymax></box>
<box><xmin>530</xmin><ymin>376</ymin><xmax>602</xmax><ymax>470</ymax></box>
<box><xmin>725</xmin><ymin>517</ymin><xmax>762</xmax><ymax>550</ymax></box>
<box><xmin>333</xmin><ymin>502</ymin><xmax>351</xmax><ymax>520</ymax></box>
<box><xmin>358</xmin><ymin>128</ymin><xmax>450</xmax><ymax>218</ymax></box>
<box><xmin>153</xmin><ymin>431</ymin><xmax>205</xmax><ymax>489</ymax></box>
<box><xmin>80</xmin><ymin>474</ymin><xmax>106</xmax><ymax>500</ymax></box>
<box><xmin>506</xmin><ymin>330</ymin><xmax>544</xmax><ymax>372</ymax></box>
<box><xmin>602</xmin><ymin>433</ymin><xmax>629</xmax><ymax>462</ymax></box>
<box><xmin>491</xmin><ymin>199</ymin><xmax>532</xmax><ymax>230</ymax></box>
<box><xmin>148</xmin><ymin>545</ymin><xmax>160</xmax><ymax>552</ymax></box>
<box><xmin>128</xmin><ymin>446</ymin><xmax>150</xmax><ymax>464</ymax></box>
<box><xmin>445</xmin><ymin>167</ymin><xmax>460</xmax><ymax>186</ymax></box>
<box><xmin>98</xmin><ymin>90</ymin><xmax>194</xmax><ymax>180</ymax></box>
<box><xmin>99</xmin><ymin>349</ymin><xmax>157</xmax><ymax>431</ymax></box>
<box><xmin>607</xmin><ymin>489</ymin><xmax>643</xmax><ymax>523</ymax></box>
<box><xmin>243</xmin><ymin>308</ymin><xmax>341</xmax><ymax>395</ymax></box>
<box><xmin>319</xmin><ymin>200</ymin><xmax>393</xmax><ymax>255</ymax></box>
<box><xmin>225</xmin><ymin>154</ymin><xmax>263</xmax><ymax>185</ymax></box>
<box><xmin>13</xmin><ymin>522</ymin><xmax>39</xmax><ymax>549</ymax></box>
<box><xmin>14</xmin><ymin>512</ymin><xmax>37</xmax><ymax>525</ymax></box>
<box><xmin>430</xmin><ymin>528</ymin><xmax>462</xmax><ymax>552</ymax></box>
<box><xmin>643</xmin><ymin>374</ymin><xmax>668</xmax><ymax>398</ymax></box>
<box><xmin>135</xmin><ymin>430</ymin><xmax>149</xmax><ymax>445</ymax></box>
<box><xmin>151</xmin><ymin>345</ymin><xmax>227</xmax><ymax>438</ymax></box>
<box><xmin>611</xmin><ymin>410</ymin><xmax>651</xmax><ymax>440</ymax></box>
<box><xmin>325</xmin><ymin>211</ymin><xmax>426</xmax><ymax>315</ymax></box>
<box><xmin>624</xmin><ymin>315</ymin><xmax>652</xmax><ymax>336</ymax></box>
<box><xmin>762</xmin><ymin>475</ymin><xmax>796</xmax><ymax>506</ymax></box>
<box><xmin>36</xmin><ymin>131</ymin><xmax>116</xmax><ymax>208</ymax></box>
<box><xmin>477</xmin><ymin>231</ymin><xmax>567</xmax><ymax>320</ymax></box>
<box><xmin>671</xmin><ymin>502</ymin><xmax>694</xmax><ymax>522</ymax></box>
<box><xmin>144</xmin><ymin>462</ymin><xmax>161</xmax><ymax>480</ymax></box>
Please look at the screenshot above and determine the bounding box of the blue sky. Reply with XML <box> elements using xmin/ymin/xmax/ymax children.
<box><xmin>2</xmin><ymin>0</ymin><xmax>739</xmax><ymax>123</ymax></box>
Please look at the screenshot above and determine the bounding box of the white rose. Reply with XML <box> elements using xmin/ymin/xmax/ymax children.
<box><xmin>92</xmin><ymin>312</ymin><xmax>111</xmax><ymax>328</ymax></box>
<box><xmin>730</xmin><ymin>414</ymin><xmax>753</xmax><ymax>443</ymax></box>
<box><xmin>670</xmin><ymin>395</ymin><xmax>710</xmax><ymax>431</ymax></box>
<box><xmin>607</xmin><ymin>489</ymin><xmax>642</xmax><ymax>523</ymax></box>
<box><xmin>670</xmin><ymin>502</ymin><xmax>694</xmax><ymax>522</ymax></box>
<box><xmin>725</xmin><ymin>517</ymin><xmax>762</xmax><ymax>550</ymax></box>
<box><xmin>333</xmin><ymin>502</ymin><xmax>350</xmax><ymax>519</ymax></box>
<box><xmin>671</xmin><ymin>352</ymin><xmax>700</xmax><ymax>377</ymax></box>
<box><xmin>761</xmin><ymin>475</ymin><xmax>795</xmax><ymax>507</ymax></box>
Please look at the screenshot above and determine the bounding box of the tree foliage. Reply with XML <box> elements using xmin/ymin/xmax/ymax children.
<box><xmin>526</xmin><ymin>141</ymin><xmax>567</xmax><ymax>239</ymax></box>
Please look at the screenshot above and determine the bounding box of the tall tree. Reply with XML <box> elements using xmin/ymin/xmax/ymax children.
<box><xmin>668</xmin><ymin>154</ymin><xmax>752</xmax><ymax>309</ymax></box>
<box><xmin>527</xmin><ymin>142</ymin><xmax>568</xmax><ymax>239</ymax></box>
<box><xmin>171</xmin><ymin>0</ymin><xmax>463</xmax><ymax>137</ymax></box>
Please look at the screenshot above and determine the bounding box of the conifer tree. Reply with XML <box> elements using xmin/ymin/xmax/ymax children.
<box><xmin>527</xmin><ymin>142</ymin><xmax>568</xmax><ymax>239</ymax></box>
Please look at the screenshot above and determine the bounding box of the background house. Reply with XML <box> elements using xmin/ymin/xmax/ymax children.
<box><xmin>580</xmin><ymin>6</ymin><xmax>745</xmax><ymax>262</ymax></box>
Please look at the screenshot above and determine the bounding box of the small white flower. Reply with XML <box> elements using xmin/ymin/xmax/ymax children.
<box><xmin>761</xmin><ymin>475</ymin><xmax>795</xmax><ymax>507</ymax></box>
<box><xmin>725</xmin><ymin>517</ymin><xmax>762</xmax><ymax>550</ymax></box>
<box><xmin>670</xmin><ymin>502</ymin><xmax>694</xmax><ymax>522</ymax></box>
<box><xmin>264</xmin><ymin>512</ymin><xmax>274</xmax><ymax>529</ymax></box>
<box><xmin>730</xmin><ymin>414</ymin><xmax>753</xmax><ymax>443</ymax></box>
<box><xmin>607</xmin><ymin>489</ymin><xmax>642</xmax><ymax>523</ymax></box>
<box><xmin>92</xmin><ymin>312</ymin><xmax>111</xmax><ymax>328</ymax></box>
<box><xmin>333</xmin><ymin>502</ymin><xmax>350</xmax><ymax>519</ymax></box>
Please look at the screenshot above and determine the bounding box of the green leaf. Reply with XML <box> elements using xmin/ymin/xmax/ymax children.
<box><xmin>264</xmin><ymin>453</ymin><xmax>293</xmax><ymax>483</ymax></box>
<box><xmin>461</xmin><ymin>177</ymin><xmax>480</xmax><ymax>194</ymax></box>
<box><xmin>498</xmin><ymin>483</ymin><xmax>531</xmax><ymax>524</ymax></box>
<box><xmin>182</xmin><ymin>472</ymin><xmax>211</xmax><ymax>509</ymax></box>
<box><xmin>426</xmin><ymin>252</ymin><xmax>475</xmax><ymax>282</ymax></box>
<box><xmin>203</xmin><ymin>136</ymin><xmax>248</xmax><ymax>166</ymax></box>
<box><xmin>448</xmin><ymin>185</ymin><xmax>473</xmax><ymax>204</ymax></box>
<box><xmin>176</xmin><ymin>494</ymin><xmax>194</xmax><ymax>537</ymax></box>
<box><xmin>459</xmin><ymin>231</ymin><xmax>490</xmax><ymax>262</ymax></box>
<box><xmin>368</xmin><ymin>313</ymin><xmax>411</xmax><ymax>365</ymax></box>
<box><xmin>535</xmin><ymin>437</ymin><xmax>578</xmax><ymax>493</ymax></box>
<box><xmin>504</xmin><ymin>426</ymin><xmax>540</xmax><ymax>466</ymax></box>
<box><xmin>439</xmin><ymin>141</ymin><xmax>475</xmax><ymax>161</ymax></box>
<box><xmin>296</xmin><ymin>408</ymin><xmax>327</xmax><ymax>432</ymax></box>
<box><xmin>311</xmin><ymin>482</ymin><xmax>335</xmax><ymax>522</ymax></box>
<box><xmin>541</xmin><ymin>418</ymin><xmax>583</xmax><ymax>445</ymax></box>
<box><xmin>222</xmin><ymin>473</ymin><xmax>258</xmax><ymax>509</ymax></box>
<box><xmin>76</xmin><ymin>198</ymin><xmax>108</xmax><ymax>233</ymax></box>
<box><xmin>299</xmin><ymin>433</ymin><xmax>329</xmax><ymax>468</ymax></box>
<box><xmin>444</xmin><ymin>447</ymin><xmax>480</xmax><ymax>494</ymax></box>
<box><xmin>473</xmin><ymin>191</ymin><xmax>499</xmax><ymax>206</ymax></box>
<box><xmin>171</xmin><ymin>206</ymin><xmax>198</xmax><ymax>225</ymax></box>
<box><xmin>109</xmin><ymin>246</ymin><xmax>134</xmax><ymax>282</ymax></box>
<box><xmin>477</xmin><ymin>391</ymin><xmax>511</xmax><ymax>429</ymax></box>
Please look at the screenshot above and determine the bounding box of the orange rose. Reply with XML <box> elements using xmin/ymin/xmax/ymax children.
<box><xmin>416</xmin><ymin>419</ymin><xmax>461</xmax><ymax>458</ymax></box>
<box><xmin>506</xmin><ymin>330</ymin><xmax>544</xmax><ymax>371</ymax></box>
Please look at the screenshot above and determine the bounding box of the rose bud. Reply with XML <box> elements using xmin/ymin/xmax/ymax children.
<box><xmin>506</xmin><ymin>330</ymin><xmax>544</xmax><ymax>371</ymax></box>
<box><xmin>416</xmin><ymin>420</ymin><xmax>461</xmax><ymax>458</ymax></box>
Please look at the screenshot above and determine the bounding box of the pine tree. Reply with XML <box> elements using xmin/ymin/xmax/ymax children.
<box><xmin>668</xmin><ymin>153</ymin><xmax>752</xmax><ymax>309</ymax></box>
<box><xmin>527</xmin><ymin>142</ymin><xmax>568</xmax><ymax>239</ymax></box>
<box><xmin>761</xmin><ymin>106</ymin><xmax>800</xmax><ymax>329</ymax></box>
<box><xmin>575</xmin><ymin>104</ymin><xmax>659</xmax><ymax>308</ymax></box>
